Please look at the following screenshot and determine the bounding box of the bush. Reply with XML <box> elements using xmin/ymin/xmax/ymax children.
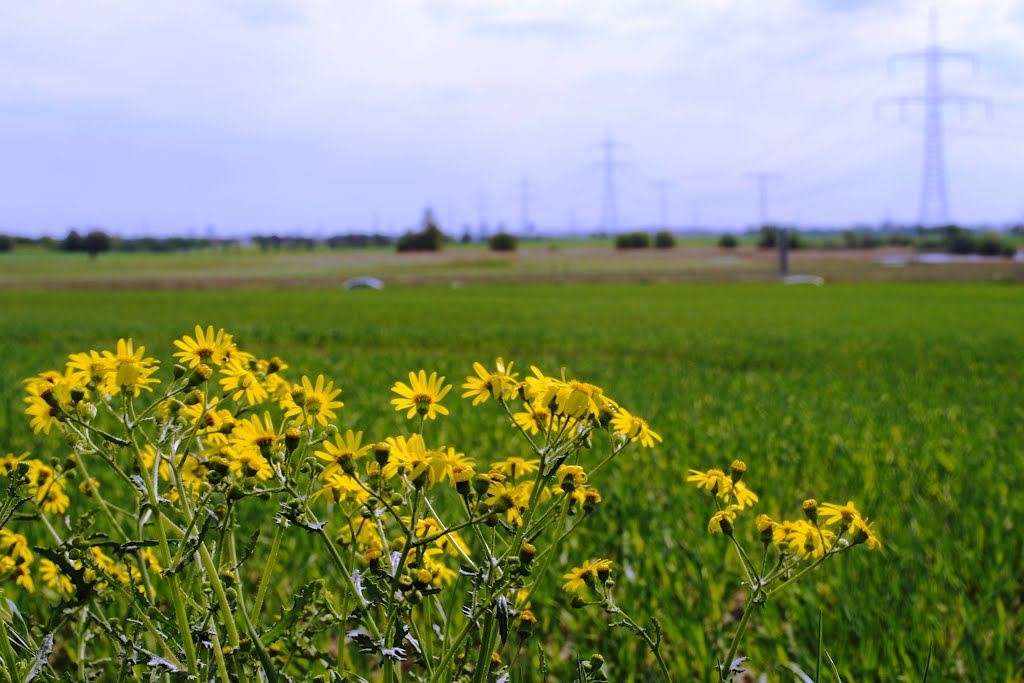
<box><xmin>614</xmin><ymin>231</ymin><xmax>651</xmax><ymax>249</ymax></box>
<box><xmin>718</xmin><ymin>233</ymin><xmax>738</xmax><ymax>249</ymax></box>
<box><xmin>0</xmin><ymin>234</ymin><xmax>13</xmax><ymax>252</ymax></box>
<box><xmin>488</xmin><ymin>232</ymin><xmax>518</xmax><ymax>252</ymax></box>
<box><xmin>976</xmin><ymin>231</ymin><xmax>1015</xmax><ymax>257</ymax></box>
<box><xmin>83</xmin><ymin>230</ymin><xmax>113</xmax><ymax>259</ymax></box>
<box><xmin>654</xmin><ymin>231</ymin><xmax>675</xmax><ymax>249</ymax></box>
<box><xmin>397</xmin><ymin>209</ymin><xmax>446</xmax><ymax>252</ymax></box>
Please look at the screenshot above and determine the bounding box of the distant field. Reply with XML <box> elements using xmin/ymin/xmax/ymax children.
<box><xmin>1</xmin><ymin>243</ymin><xmax>1022</xmax><ymax>289</ymax></box>
<box><xmin>2</xmin><ymin>282</ymin><xmax>1021</xmax><ymax>680</ymax></box>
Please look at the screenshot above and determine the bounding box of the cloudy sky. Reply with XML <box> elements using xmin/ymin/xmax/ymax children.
<box><xmin>2</xmin><ymin>0</ymin><xmax>1024</xmax><ymax>237</ymax></box>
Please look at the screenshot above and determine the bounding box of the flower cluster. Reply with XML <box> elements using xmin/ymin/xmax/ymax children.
<box><xmin>4</xmin><ymin>329</ymin><xmax>663</xmax><ymax>682</ymax></box>
<box><xmin>688</xmin><ymin>460</ymin><xmax>881</xmax><ymax>682</ymax></box>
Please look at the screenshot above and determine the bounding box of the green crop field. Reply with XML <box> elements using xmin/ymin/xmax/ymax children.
<box><xmin>1</xmin><ymin>281</ymin><xmax>1022</xmax><ymax>681</ymax></box>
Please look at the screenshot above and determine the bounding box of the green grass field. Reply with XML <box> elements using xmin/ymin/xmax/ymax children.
<box><xmin>2</xmin><ymin>281</ymin><xmax>1022</xmax><ymax>681</ymax></box>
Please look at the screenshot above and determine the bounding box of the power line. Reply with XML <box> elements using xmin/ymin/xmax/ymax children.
<box><xmin>877</xmin><ymin>7</ymin><xmax>992</xmax><ymax>226</ymax></box>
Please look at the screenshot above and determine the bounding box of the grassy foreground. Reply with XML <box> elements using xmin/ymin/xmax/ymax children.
<box><xmin>1</xmin><ymin>281</ymin><xmax>1022</xmax><ymax>681</ymax></box>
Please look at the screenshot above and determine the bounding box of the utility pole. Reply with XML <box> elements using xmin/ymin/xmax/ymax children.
<box><xmin>593</xmin><ymin>130</ymin><xmax>627</xmax><ymax>233</ymax></box>
<box><xmin>746</xmin><ymin>172</ymin><xmax>786</xmax><ymax>275</ymax></box>
<box><xmin>877</xmin><ymin>8</ymin><xmax>991</xmax><ymax>226</ymax></box>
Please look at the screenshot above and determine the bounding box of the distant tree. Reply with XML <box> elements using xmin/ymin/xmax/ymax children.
<box><xmin>83</xmin><ymin>230</ymin><xmax>112</xmax><ymax>259</ymax></box>
<box><xmin>62</xmin><ymin>229</ymin><xmax>85</xmax><ymax>252</ymax></box>
<box><xmin>976</xmin><ymin>231</ymin><xmax>1014</xmax><ymax>257</ymax></box>
<box><xmin>757</xmin><ymin>225</ymin><xmax>778</xmax><ymax>249</ymax></box>
<box><xmin>0</xmin><ymin>234</ymin><xmax>12</xmax><ymax>252</ymax></box>
<box><xmin>614</xmin><ymin>231</ymin><xmax>651</xmax><ymax>249</ymax></box>
<box><xmin>396</xmin><ymin>208</ymin><xmax>446</xmax><ymax>252</ymax></box>
<box><xmin>653</xmin><ymin>230</ymin><xmax>675</xmax><ymax>249</ymax></box>
<box><xmin>717</xmin><ymin>233</ymin><xmax>738</xmax><ymax>249</ymax></box>
<box><xmin>488</xmin><ymin>232</ymin><xmax>518</xmax><ymax>252</ymax></box>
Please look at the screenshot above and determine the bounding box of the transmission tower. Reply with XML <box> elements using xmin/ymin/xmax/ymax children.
<box><xmin>746</xmin><ymin>172</ymin><xmax>786</xmax><ymax>274</ymax></box>
<box><xmin>516</xmin><ymin>173</ymin><xmax>535</xmax><ymax>234</ymax></box>
<box><xmin>878</xmin><ymin>8</ymin><xmax>991</xmax><ymax>226</ymax></box>
<box><xmin>651</xmin><ymin>180</ymin><xmax>674</xmax><ymax>230</ymax></box>
<box><xmin>594</xmin><ymin>130</ymin><xmax>627</xmax><ymax>232</ymax></box>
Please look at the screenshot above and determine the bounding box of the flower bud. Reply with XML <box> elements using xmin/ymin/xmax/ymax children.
<box><xmin>755</xmin><ymin>514</ymin><xmax>775</xmax><ymax>545</ymax></box>
<box><xmin>172</xmin><ymin>364</ymin><xmax>188</xmax><ymax>380</ymax></box>
<box><xmin>473</xmin><ymin>473</ymin><xmax>492</xmax><ymax>498</ymax></box>
<box><xmin>570</xmin><ymin>595</ymin><xmax>587</xmax><ymax>609</ymax></box>
<box><xmin>518</xmin><ymin>542</ymin><xmax>537</xmax><ymax>566</ymax></box>
<box><xmin>268</xmin><ymin>356</ymin><xmax>286</xmax><ymax>374</ymax></box>
<box><xmin>187</xmin><ymin>364</ymin><xmax>214</xmax><ymax>388</ymax></box>
<box><xmin>40</xmin><ymin>386</ymin><xmax>60</xmax><ymax>409</ymax></box>
<box><xmin>589</xmin><ymin>654</ymin><xmax>605</xmax><ymax>671</ymax></box>
<box><xmin>730</xmin><ymin>460</ymin><xmax>746</xmax><ymax>483</ymax></box>
<box><xmin>184</xmin><ymin>389</ymin><xmax>204</xmax><ymax>406</ymax></box>
<box><xmin>517</xmin><ymin>609</ymin><xmax>537</xmax><ymax>638</ymax></box>
<box><xmin>70</xmin><ymin>387</ymin><xmax>86</xmax><ymax>405</ymax></box>
<box><xmin>285</xmin><ymin>428</ymin><xmax>302</xmax><ymax>454</ymax></box>
<box><xmin>77</xmin><ymin>401</ymin><xmax>98</xmax><ymax>423</ymax></box>
<box><xmin>398</xmin><ymin>575</ymin><xmax>414</xmax><ymax>592</ymax></box>
<box><xmin>413</xmin><ymin>568</ymin><xmax>433</xmax><ymax>589</ymax></box>
<box><xmin>374</xmin><ymin>442</ymin><xmax>391</xmax><ymax>468</ymax></box>
<box><xmin>802</xmin><ymin>499</ymin><xmax>819</xmax><ymax>523</ymax></box>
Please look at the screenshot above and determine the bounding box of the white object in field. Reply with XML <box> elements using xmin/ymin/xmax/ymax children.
<box><xmin>782</xmin><ymin>274</ymin><xmax>824</xmax><ymax>286</ymax></box>
<box><xmin>343</xmin><ymin>277</ymin><xmax>384</xmax><ymax>290</ymax></box>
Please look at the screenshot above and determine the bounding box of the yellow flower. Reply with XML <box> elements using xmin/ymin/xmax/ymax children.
<box><xmin>66</xmin><ymin>350</ymin><xmax>111</xmax><ymax>389</ymax></box>
<box><xmin>39</xmin><ymin>558</ymin><xmax>73</xmax><ymax>595</ymax></box>
<box><xmin>228</xmin><ymin>446</ymin><xmax>274</xmax><ymax>480</ymax></box>
<box><xmin>102</xmin><ymin>338</ymin><xmax>160</xmax><ymax>395</ymax></box>
<box><xmin>512</xmin><ymin>405</ymin><xmax>557</xmax><ymax>435</ymax></box>
<box><xmin>491</xmin><ymin>456</ymin><xmax>540</xmax><ymax>479</ymax></box>
<box><xmin>562</xmin><ymin>558</ymin><xmax>613</xmax><ymax>593</ymax></box>
<box><xmin>708</xmin><ymin>505</ymin><xmax>741</xmax><ymax>535</ymax></box>
<box><xmin>555</xmin><ymin>380</ymin><xmax>606</xmax><ymax>419</ymax></box>
<box><xmin>686</xmin><ymin>468</ymin><xmax>732</xmax><ymax>497</ymax></box>
<box><xmin>219</xmin><ymin>360</ymin><xmax>269</xmax><ymax>406</ymax></box>
<box><xmin>562</xmin><ymin>559</ymin><xmax>597</xmax><ymax>593</ymax></box>
<box><xmin>461</xmin><ymin>358</ymin><xmax>519</xmax><ymax>405</ymax></box>
<box><xmin>173</xmin><ymin>325</ymin><xmax>232</xmax><ymax>367</ymax></box>
<box><xmin>390</xmin><ymin>370</ymin><xmax>452</xmax><ymax>421</ymax></box>
<box><xmin>313</xmin><ymin>473</ymin><xmax>369</xmax><ymax>506</ymax></box>
<box><xmin>36</xmin><ymin>480</ymin><xmax>70</xmax><ymax>515</ymax></box>
<box><xmin>785</xmin><ymin>520</ymin><xmax>835</xmax><ymax>559</ymax></box>
<box><xmin>849</xmin><ymin>516</ymin><xmax>881</xmax><ymax>550</ymax></box>
<box><xmin>23</xmin><ymin>376</ymin><xmax>73</xmax><ymax>435</ymax></box>
<box><xmin>230</xmin><ymin>412</ymin><xmax>279</xmax><ymax>460</ymax></box>
<box><xmin>286</xmin><ymin>374</ymin><xmax>344</xmax><ymax>427</ymax></box>
<box><xmin>382</xmin><ymin>434</ymin><xmax>447</xmax><ymax>487</ymax></box>
<box><xmin>610</xmin><ymin>407</ymin><xmax>663</xmax><ymax>448</ymax></box>
<box><xmin>819</xmin><ymin>500</ymin><xmax>862</xmax><ymax>528</ymax></box>
<box><xmin>422</xmin><ymin>548</ymin><xmax>458</xmax><ymax>585</ymax></box>
<box><xmin>556</xmin><ymin>465</ymin><xmax>587</xmax><ymax>492</ymax></box>
<box><xmin>0</xmin><ymin>452</ymin><xmax>29</xmax><ymax>477</ymax></box>
<box><xmin>722</xmin><ymin>480</ymin><xmax>758</xmax><ymax>509</ymax></box>
<box><xmin>315</xmin><ymin>430</ymin><xmax>371</xmax><ymax>480</ymax></box>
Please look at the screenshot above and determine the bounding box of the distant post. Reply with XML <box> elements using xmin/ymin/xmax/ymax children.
<box><xmin>778</xmin><ymin>227</ymin><xmax>789</xmax><ymax>276</ymax></box>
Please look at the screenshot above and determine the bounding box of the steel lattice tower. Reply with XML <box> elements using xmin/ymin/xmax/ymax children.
<box><xmin>595</xmin><ymin>130</ymin><xmax>626</xmax><ymax>232</ymax></box>
<box><xmin>878</xmin><ymin>9</ymin><xmax>990</xmax><ymax>226</ymax></box>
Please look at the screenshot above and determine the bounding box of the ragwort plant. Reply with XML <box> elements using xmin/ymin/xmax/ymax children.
<box><xmin>686</xmin><ymin>462</ymin><xmax>882</xmax><ymax>681</ymax></box>
<box><xmin>0</xmin><ymin>326</ymin><xmax>671</xmax><ymax>682</ymax></box>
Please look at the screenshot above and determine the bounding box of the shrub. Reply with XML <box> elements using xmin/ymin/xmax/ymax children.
<box><xmin>653</xmin><ymin>231</ymin><xmax>675</xmax><ymax>249</ymax></box>
<box><xmin>488</xmin><ymin>231</ymin><xmax>518</xmax><ymax>251</ymax></box>
<box><xmin>718</xmin><ymin>233</ymin><xmax>738</xmax><ymax>249</ymax></box>
<box><xmin>397</xmin><ymin>209</ymin><xmax>446</xmax><ymax>252</ymax></box>
<box><xmin>0</xmin><ymin>234</ymin><xmax>13</xmax><ymax>252</ymax></box>
<box><xmin>976</xmin><ymin>231</ymin><xmax>1014</xmax><ymax>257</ymax></box>
<box><xmin>615</xmin><ymin>231</ymin><xmax>651</xmax><ymax>249</ymax></box>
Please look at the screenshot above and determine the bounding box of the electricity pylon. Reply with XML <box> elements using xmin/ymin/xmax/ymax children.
<box><xmin>877</xmin><ymin>8</ymin><xmax>991</xmax><ymax>226</ymax></box>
